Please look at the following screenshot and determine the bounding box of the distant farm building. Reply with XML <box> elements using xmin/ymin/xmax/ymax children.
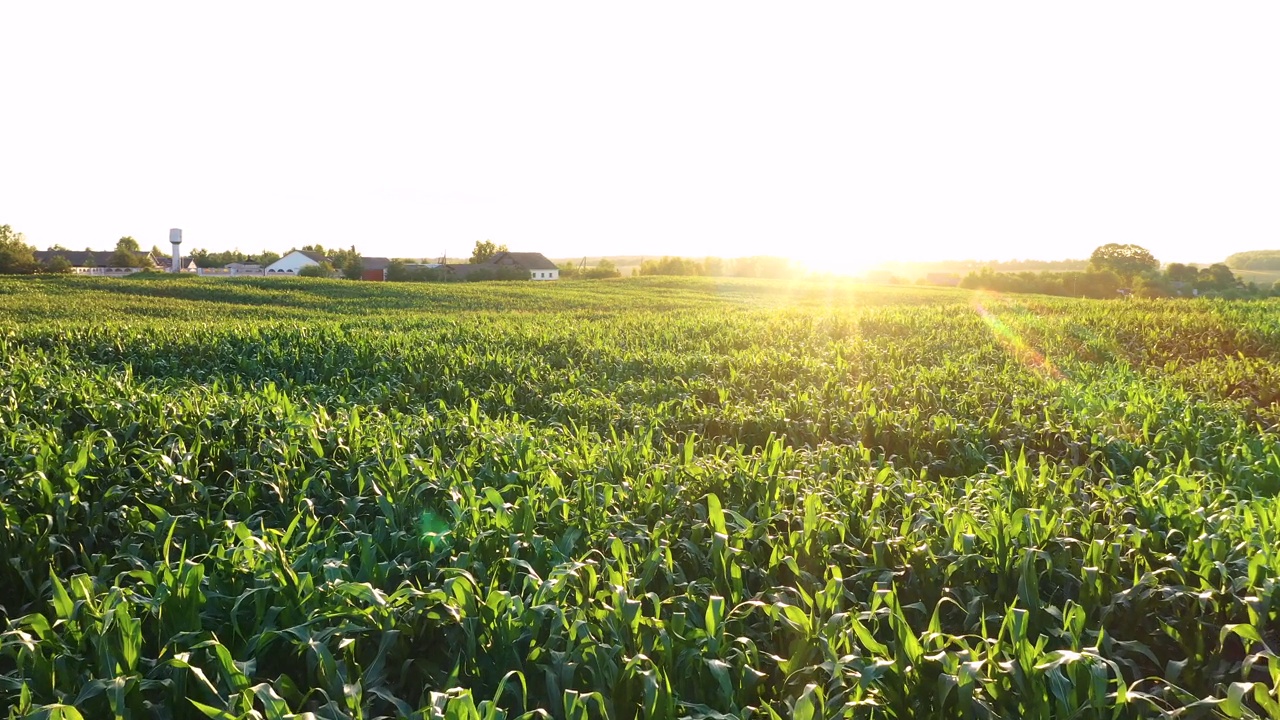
<box><xmin>265</xmin><ymin>250</ymin><xmax>329</xmax><ymax>275</ymax></box>
<box><xmin>260</xmin><ymin>249</ymin><xmax>560</xmax><ymax>281</ymax></box>
<box><xmin>262</xmin><ymin>252</ymin><xmax>394</xmax><ymax>280</ymax></box>
<box><xmin>33</xmin><ymin>250</ymin><xmax>162</xmax><ymax>276</ymax></box>
<box><xmin>440</xmin><ymin>263</ymin><xmax>483</xmax><ymax>280</ymax></box>
<box><xmin>926</xmin><ymin>273</ymin><xmax>962</xmax><ymax>287</ymax></box>
<box><xmin>138</xmin><ymin>247</ymin><xmax>566</xmax><ymax>281</ymax></box>
<box><xmin>487</xmin><ymin>251</ymin><xmax>559</xmax><ymax>280</ymax></box>
<box><xmin>191</xmin><ymin>261</ymin><xmax>263</xmax><ymax>277</ymax></box>
<box><xmin>360</xmin><ymin>257</ymin><xmax>391</xmax><ymax>281</ymax></box>
<box><xmin>435</xmin><ymin>252</ymin><xmax>559</xmax><ymax>281</ymax></box>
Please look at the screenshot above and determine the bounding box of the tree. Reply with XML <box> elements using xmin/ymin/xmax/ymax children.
<box><xmin>191</xmin><ymin>248</ymin><xmax>254</xmax><ymax>268</ymax></box>
<box><xmin>82</xmin><ymin>249</ymin><xmax>97</xmax><ymax>268</ymax></box>
<box><xmin>0</xmin><ymin>225</ymin><xmax>38</xmax><ymax>274</ymax></box>
<box><xmin>582</xmin><ymin>258</ymin><xmax>622</xmax><ymax>279</ymax></box>
<box><xmin>42</xmin><ymin>255</ymin><xmax>73</xmax><ymax>274</ymax></box>
<box><xmin>959</xmin><ymin>268</ymin><xmax>1124</xmax><ymax>299</ymax></box>
<box><xmin>386</xmin><ymin>259</ymin><xmax>411</xmax><ymax>281</ymax></box>
<box><xmin>1196</xmin><ymin>263</ymin><xmax>1240</xmax><ymax>293</ymax></box>
<box><xmin>730</xmin><ymin>256</ymin><xmax>762</xmax><ymax>277</ymax></box>
<box><xmin>257</xmin><ymin>251</ymin><xmax>281</xmax><ymax>266</ymax></box>
<box><xmin>1089</xmin><ymin>244</ymin><xmax>1159</xmax><ymax>279</ymax></box>
<box><xmin>724</xmin><ymin>256</ymin><xmax>799</xmax><ymax>279</ymax></box>
<box><xmin>1226</xmin><ymin>250</ymin><xmax>1280</xmax><ymax>271</ymax></box>
<box><xmin>341</xmin><ymin>255</ymin><xmax>364</xmax><ymax>280</ymax></box>
<box><xmin>470</xmin><ymin>240</ymin><xmax>508</xmax><ymax>264</ymax></box>
<box><xmin>326</xmin><ymin>246</ymin><xmax>361</xmax><ymax>278</ymax></box>
<box><xmin>1133</xmin><ymin>274</ymin><xmax>1172</xmax><ymax>298</ymax></box>
<box><xmin>110</xmin><ymin>236</ymin><xmax>145</xmax><ymax>268</ymax></box>
<box><xmin>1164</xmin><ymin>262</ymin><xmax>1199</xmax><ymax>284</ymax></box>
<box><xmin>298</xmin><ymin>262</ymin><xmax>336</xmax><ymax>278</ymax></box>
<box><xmin>640</xmin><ymin>257</ymin><xmax>705</xmax><ymax>276</ymax></box>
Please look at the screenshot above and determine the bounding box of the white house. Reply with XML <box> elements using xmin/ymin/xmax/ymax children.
<box><xmin>265</xmin><ymin>250</ymin><xmax>327</xmax><ymax>274</ymax></box>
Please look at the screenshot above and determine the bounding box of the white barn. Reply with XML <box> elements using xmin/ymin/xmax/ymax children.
<box><xmin>265</xmin><ymin>250</ymin><xmax>327</xmax><ymax>275</ymax></box>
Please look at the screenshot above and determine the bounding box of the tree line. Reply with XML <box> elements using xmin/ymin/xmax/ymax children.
<box><xmin>558</xmin><ymin>259</ymin><xmax>623</xmax><ymax>280</ymax></box>
<box><xmin>635</xmin><ymin>255</ymin><xmax>802</xmax><ymax>278</ymax></box>
<box><xmin>188</xmin><ymin>249</ymin><xmax>282</xmax><ymax>268</ymax></box>
<box><xmin>0</xmin><ymin>227</ymin><xmax>158</xmax><ymax>274</ymax></box>
<box><xmin>1224</xmin><ymin>250</ymin><xmax>1280</xmax><ymax>271</ymax></box>
<box><xmin>884</xmin><ymin>258</ymin><xmax>1091</xmax><ymax>276</ymax></box>
<box><xmin>959</xmin><ymin>244</ymin><xmax>1279</xmax><ymax>299</ymax></box>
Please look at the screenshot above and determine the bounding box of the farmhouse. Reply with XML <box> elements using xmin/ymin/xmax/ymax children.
<box><xmin>487</xmin><ymin>251</ymin><xmax>559</xmax><ymax>280</ymax></box>
<box><xmin>33</xmin><ymin>249</ymin><xmax>162</xmax><ymax>276</ymax></box>
<box><xmin>434</xmin><ymin>252</ymin><xmax>559</xmax><ymax>281</ymax></box>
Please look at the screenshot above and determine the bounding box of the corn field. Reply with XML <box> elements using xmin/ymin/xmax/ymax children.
<box><xmin>1</xmin><ymin>275</ymin><xmax>1278</xmax><ymax>719</ymax></box>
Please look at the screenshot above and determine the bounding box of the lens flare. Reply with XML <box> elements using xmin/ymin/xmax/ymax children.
<box><xmin>419</xmin><ymin>510</ymin><xmax>452</xmax><ymax>552</ymax></box>
<box><xmin>973</xmin><ymin>294</ymin><xmax>1062</xmax><ymax>379</ymax></box>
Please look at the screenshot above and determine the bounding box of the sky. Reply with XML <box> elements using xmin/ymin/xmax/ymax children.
<box><xmin>2</xmin><ymin>3</ymin><xmax>1277</xmax><ymax>273</ymax></box>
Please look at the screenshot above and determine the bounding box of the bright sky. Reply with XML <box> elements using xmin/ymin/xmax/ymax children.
<box><xmin>2</xmin><ymin>3</ymin><xmax>1277</xmax><ymax>271</ymax></box>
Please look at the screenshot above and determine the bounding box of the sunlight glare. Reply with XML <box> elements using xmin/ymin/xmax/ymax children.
<box><xmin>793</xmin><ymin>249</ymin><xmax>884</xmax><ymax>278</ymax></box>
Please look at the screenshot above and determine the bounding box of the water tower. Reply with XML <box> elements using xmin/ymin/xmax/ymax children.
<box><xmin>169</xmin><ymin>229</ymin><xmax>182</xmax><ymax>273</ymax></box>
